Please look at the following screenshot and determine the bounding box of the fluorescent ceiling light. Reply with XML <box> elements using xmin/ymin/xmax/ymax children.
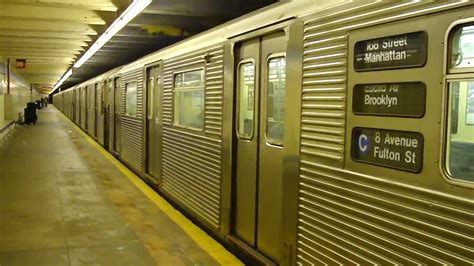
<box><xmin>73</xmin><ymin>0</ymin><xmax>152</xmax><ymax>68</ymax></box>
<box><xmin>50</xmin><ymin>69</ymin><xmax>73</xmax><ymax>94</ymax></box>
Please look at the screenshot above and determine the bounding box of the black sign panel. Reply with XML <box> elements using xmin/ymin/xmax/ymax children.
<box><xmin>352</xmin><ymin>82</ymin><xmax>426</xmax><ymax>117</ymax></box>
<box><xmin>354</xmin><ymin>31</ymin><xmax>428</xmax><ymax>71</ymax></box>
<box><xmin>351</xmin><ymin>127</ymin><xmax>423</xmax><ymax>173</ymax></box>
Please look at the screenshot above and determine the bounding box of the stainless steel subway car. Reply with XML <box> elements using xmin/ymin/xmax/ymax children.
<box><xmin>54</xmin><ymin>1</ymin><xmax>474</xmax><ymax>265</ymax></box>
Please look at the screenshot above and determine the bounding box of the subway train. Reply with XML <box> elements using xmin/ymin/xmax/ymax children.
<box><xmin>54</xmin><ymin>1</ymin><xmax>474</xmax><ymax>265</ymax></box>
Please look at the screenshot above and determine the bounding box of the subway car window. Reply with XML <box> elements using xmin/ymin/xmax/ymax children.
<box><xmin>125</xmin><ymin>82</ymin><xmax>138</xmax><ymax>117</ymax></box>
<box><xmin>450</xmin><ymin>24</ymin><xmax>474</xmax><ymax>70</ymax></box>
<box><xmin>446</xmin><ymin>23</ymin><xmax>474</xmax><ymax>183</ymax></box>
<box><xmin>446</xmin><ymin>80</ymin><xmax>474</xmax><ymax>182</ymax></box>
<box><xmin>266</xmin><ymin>57</ymin><xmax>286</xmax><ymax>146</ymax></box>
<box><xmin>173</xmin><ymin>69</ymin><xmax>204</xmax><ymax>130</ymax></box>
<box><xmin>237</xmin><ymin>62</ymin><xmax>255</xmax><ymax>139</ymax></box>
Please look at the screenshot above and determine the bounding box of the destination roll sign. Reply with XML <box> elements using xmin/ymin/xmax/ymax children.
<box><xmin>351</xmin><ymin>127</ymin><xmax>423</xmax><ymax>173</ymax></box>
<box><xmin>354</xmin><ymin>31</ymin><xmax>427</xmax><ymax>71</ymax></box>
<box><xmin>353</xmin><ymin>82</ymin><xmax>426</xmax><ymax>117</ymax></box>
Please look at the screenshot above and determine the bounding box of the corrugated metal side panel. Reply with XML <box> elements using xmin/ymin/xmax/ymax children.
<box><xmin>56</xmin><ymin>94</ymin><xmax>61</xmax><ymax>111</ymax></box>
<box><xmin>71</xmin><ymin>91</ymin><xmax>74</xmax><ymax>118</ymax></box>
<box><xmin>87</xmin><ymin>85</ymin><xmax>95</xmax><ymax>136</ymax></box>
<box><xmin>64</xmin><ymin>92</ymin><xmax>67</xmax><ymax>116</ymax></box>
<box><xmin>66</xmin><ymin>92</ymin><xmax>70</xmax><ymax>117</ymax></box>
<box><xmin>67</xmin><ymin>91</ymin><xmax>71</xmax><ymax>118</ymax></box>
<box><xmin>162</xmin><ymin>45</ymin><xmax>224</xmax><ymax>136</ymax></box>
<box><xmin>53</xmin><ymin>94</ymin><xmax>61</xmax><ymax>112</ymax></box>
<box><xmin>75</xmin><ymin>89</ymin><xmax>80</xmax><ymax>124</ymax></box>
<box><xmin>69</xmin><ymin>91</ymin><xmax>71</xmax><ymax>120</ymax></box>
<box><xmin>161</xmin><ymin>45</ymin><xmax>224</xmax><ymax>229</ymax></box>
<box><xmin>97</xmin><ymin>85</ymin><xmax>104</xmax><ymax>144</ymax></box>
<box><xmin>81</xmin><ymin>88</ymin><xmax>87</xmax><ymax>130</ymax></box>
<box><xmin>120</xmin><ymin>68</ymin><xmax>143</xmax><ymax>171</ymax></box>
<box><xmin>297</xmin><ymin>162</ymin><xmax>473</xmax><ymax>265</ymax></box>
<box><xmin>296</xmin><ymin>2</ymin><xmax>474</xmax><ymax>265</ymax></box>
<box><xmin>204</xmin><ymin>48</ymin><xmax>224</xmax><ymax>137</ymax></box>
<box><xmin>301</xmin><ymin>27</ymin><xmax>347</xmax><ymax>166</ymax></box>
<box><xmin>107</xmin><ymin>82</ymin><xmax>113</xmax><ymax>147</ymax></box>
<box><xmin>61</xmin><ymin>93</ymin><xmax>65</xmax><ymax>115</ymax></box>
<box><xmin>161</xmin><ymin>127</ymin><xmax>222</xmax><ymax>228</ymax></box>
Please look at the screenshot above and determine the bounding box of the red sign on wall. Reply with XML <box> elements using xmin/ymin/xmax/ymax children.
<box><xmin>16</xmin><ymin>59</ymin><xmax>26</xmax><ymax>69</ymax></box>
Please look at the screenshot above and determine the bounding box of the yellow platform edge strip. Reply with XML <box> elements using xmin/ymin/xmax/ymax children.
<box><xmin>57</xmin><ymin>109</ymin><xmax>242</xmax><ymax>265</ymax></box>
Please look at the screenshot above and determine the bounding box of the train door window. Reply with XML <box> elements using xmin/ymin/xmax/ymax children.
<box><xmin>450</xmin><ymin>24</ymin><xmax>474</xmax><ymax>71</ymax></box>
<box><xmin>125</xmin><ymin>81</ymin><xmax>138</xmax><ymax>117</ymax></box>
<box><xmin>265</xmin><ymin>55</ymin><xmax>286</xmax><ymax>146</ymax></box>
<box><xmin>445</xmin><ymin>22</ymin><xmax>474</xmax><ymax>183</ymax></box>
<box><xmin>147</xmin><ymin>77</ymin><xmax>154</xmax><ymax>120</ymax></box>
<box><xmin>237</xmin><ymin>61</ymin><xmax>255</xmax><ymax>139</ymax></box>
<box><xmin>173</xmin><ymin>69</ymin><xmax>204</xmax><ymax>130</ymax></box>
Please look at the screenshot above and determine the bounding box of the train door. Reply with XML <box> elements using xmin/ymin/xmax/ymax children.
<box><xmin>97</xmin><ymin>82</ymin><xmax>105</xmax><ymax>144</ymax></box>
<box><xmin>86</xmin><ymin>86</ymin><xmax>89</xmax><ymax>130</ymax></box>
<box><xmin>107</xmin><ymin>79</ymin><xmax>114</xmax><ymax>150</ymax></box>
<box><xmin>72</xmin><ymin>90</ymin><xmax>76</xmax><ymax>122</ymax></box>
<box><xmin>87</xmin><ymin>85</ymin><xmax>96</xmax><ymax>137</ymax></box>
<box><xmin>145</xmin><ymin>65</ymin><xmax>162</xmax><ymax>182</ymax></box>
<box><xmin>78</xmin><ymin>88</ymin><xmax>81</xmax><ymax>125</ymax></box>
<box><xmin>94</xmin><ymin>83</ymin><xmax>99</xmax><ymax>138</ymax></box>
<box><xmin>76</xmin><ymin>88</ymin><xmax>81</xmax><ymax>124</ymax></box>
<box><xmin>232</xmin><ymin>31</ymin><xmax>286</xmax><ymax>262</ymax></box>
<box><xmin>103</xmin><ymin>80</ymin><xmax>109</xmax><ymax>149</ymax></box>
<box><xmin>84</xmin><ymin>87</ymin><xmax>88</xmax><ymax>130</ymax></box>
<box><xmin>113</xmin><ymin>77</ymin><xmax>121</xmax><ymax>153</ymax></box>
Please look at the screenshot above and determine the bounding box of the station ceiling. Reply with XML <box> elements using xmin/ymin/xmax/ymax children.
<box><xmin>0</xmin><ymin>0</ymin><xmax>276</xmax><ymax>92</ymax></box>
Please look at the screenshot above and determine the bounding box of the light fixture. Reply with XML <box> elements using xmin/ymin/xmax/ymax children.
<box><xmin>73</xmin><ymin>0</ymin><xmax>152</xmax><ymax>68</ymax></box>
<box><xmin>50</xmin><ymin>69</ymin><xmax>73</xmax><ymax>94</ymax></box>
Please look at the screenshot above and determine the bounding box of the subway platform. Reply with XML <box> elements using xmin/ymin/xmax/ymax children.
<box><xmin>0</xmin><ymin>106</ymin><xmax>242</xmax><ymax>266</ymax></box>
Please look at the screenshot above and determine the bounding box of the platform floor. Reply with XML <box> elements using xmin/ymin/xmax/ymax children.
<box><xmin>0</xmin><ymin>106</ymin><xmax>241</xmax><ymax>266</ymax></box>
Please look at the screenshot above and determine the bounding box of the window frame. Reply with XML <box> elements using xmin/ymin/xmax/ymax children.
<box><xmin>441</xmin><ymin>19</ymin><xmax>474</xmax><ymax>188</ymax></box>
<box><xmin>147</xmin><ymin>77</ymin><xmax>154</xmax><ymax>120</ymax></box>
<box><xmin>125</xmin><ymin>81</ymin><xmax>138</xmax><ymax>118</ymax></box>
<box><xmin>172</xmin><ymin>67</ymin><xmax>206</xmax><ymax>131</ymax></box>
<box><xmin>447</xmin><ymin>23</ymin><xmax>474</xmax><ymax>74</ymax></box>
<box><xmin>236</xmin><ymin>58</ymin><xmax>256</xmax><ymax>141</ymax></box>
<box><xmin>264</xmin><ymin>52</ymin><xmax>287</xmax><ymax>147</ymax></box>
